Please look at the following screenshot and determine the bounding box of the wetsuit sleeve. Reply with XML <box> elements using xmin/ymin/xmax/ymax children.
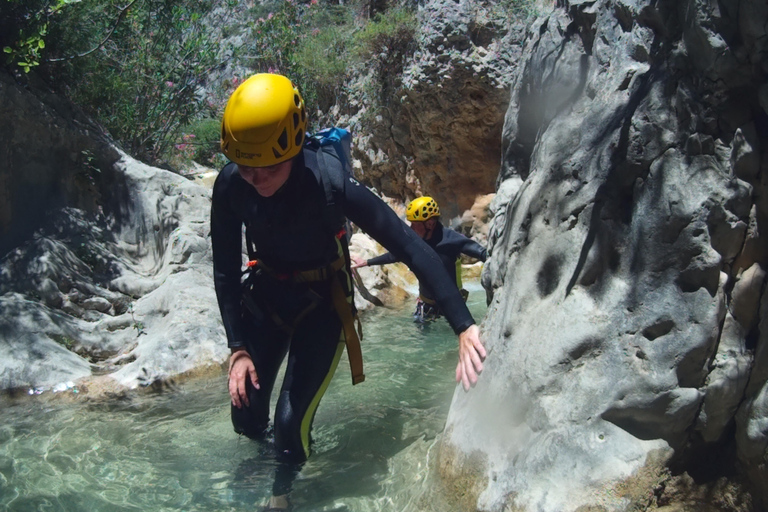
<box><xmin>366</xmin><ymin>252</ymin><xmax>399</xmax><ymax>266</ymax></box>
<box><xmin>211</xmin><ymin>165</ymin><xmax>247</xmax><ymax>349</ymax></box>
<box><xmin>343</xmin><ymin>181</ymin><xmax>475</xmax><ymax>334</ymax></box>
<box><xmin>461</xmin><ymin>237</ymin><xmax>488</xmax><ymax>262</ymax></box>
<box><xmin>443</xmin><ymin>227</ymin><xmax>488</xmax><ymax>262</ymax></box>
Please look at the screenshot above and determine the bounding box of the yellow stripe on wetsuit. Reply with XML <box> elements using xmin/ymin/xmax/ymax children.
<box><xmin>299</xmin><ymin>238</ymin><xmax>361</xmax><ymax>457</ymax></box>
<box><xmin>300</xmin><ymin>339</ymin><xmax>345</xmax><ymax>457</ymax></box>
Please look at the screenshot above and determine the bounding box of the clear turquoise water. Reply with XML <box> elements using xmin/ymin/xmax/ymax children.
<box><xmin>0</xmin><ymin>288</ymin><xmax>487</xmax><ymax>512</ymax></box>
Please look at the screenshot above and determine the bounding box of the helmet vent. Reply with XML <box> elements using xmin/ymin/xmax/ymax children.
<box><xmin>293</xmin><ymin>113</ymin><xmax>299</xmax><ymax>129</ymax></box>
<box><xmin>294</xmin><ymin>94</ymin><xmax>301</xmax><ymax>107</ymax></box>
<box><xmin>277</xmin><ymin>128</ymin><xmax>289</xmax><ymax>150</ymax></box>
<box><xmin>273</xmin><ymin>147</ymin><xmax>282</xmax><ymax>159</ymax></box>
<box><xmin>301</xmin><ymin>107</ymin><xmax>306</xmax><ymax>122</ymax></box>
<box><xmin>295</xmin><ymin>129</ymin><xmax>303</xmax><ymax>147</ymax></box>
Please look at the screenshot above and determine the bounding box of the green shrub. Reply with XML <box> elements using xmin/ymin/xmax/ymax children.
<box><xmin>298</xmin><ymin>5</ymin><xmax>355</xmax><ymax>108</ymax></box>
<box><xmin>21</xmin><ymin>0</ymin><xmax>228</xmax><ymax>165</ymax></box>
<box><xmin>246</xmin><ymin>1</ymin><xmax>417</xmax><ymax>114</ymax></box>
<box><xmin>2</xmin><ymin>0</ymin><xmax>423</xmax><ymax>166</ymax></box>
<box><xmin>352</xmin><ymin>6</ymin><xmax>417</xmax><ymax>62</ymax></box>
<box><xmin>172</xmin><ymin>117</ymin><xmax>223</xmax><ymax>167</ymax></box>
<box><xmin>2</xmin><ymin>0</ymin><xmax>252</xmax><ymax>167</ymax></box>
<box><xmin>351</xmin><ymin>5</ymin><xmax>417</xmax><ymax>107</ymax></box>
<box><xmin>498</xmin><ymin>0</ymin><xmax>539</xmax><ymax>21</ymax></box>
<box><xmin>1</xmin><ymin>0</ymin><xmax>83</xmax><ymax>73</ymax></box>
<box><xmin>248</xmin><ymin>0</ymin><xmax>356</xmax><ymax>115</ymax></box>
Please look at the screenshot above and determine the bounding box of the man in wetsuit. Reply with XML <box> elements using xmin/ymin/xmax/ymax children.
<box><xmin>351</xmin><ymin>196</ymin><xmax>488</xmax><ymax>323</ymax></box>
<box><xmin>210</xmin><ymin>73</ymin><xmax>486</xmax><ymax>511</ymax></box>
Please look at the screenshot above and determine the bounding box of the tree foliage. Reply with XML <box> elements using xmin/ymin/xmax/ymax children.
<box><xmin>48</xmin><ymin>0</ymin><xmax>225</xmax><ymax>163</ymax></box>
<box><xmin>1</xmin><ymin>0</ymin><xmax>77</xmax><ymax>73</ymax></box>
<box><xmin>2</xmin><ymin>0</ymin><xmax>228</xmax><ymax>164</ymax></box>
<box><xmin>0</xmin><ymin>0</ymin><xmax>426</xmax><ymax>166</ymax></box>
<box><xmin>247</xmin><ymin>0</ymin><xmax>356</xmax><ymax>114</ymax></box>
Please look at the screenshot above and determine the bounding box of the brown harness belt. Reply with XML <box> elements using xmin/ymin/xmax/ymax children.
<box><xmin>248</xmin><ymin>255</ymin><xmax>365</xmax><ymax>385</ymax></box>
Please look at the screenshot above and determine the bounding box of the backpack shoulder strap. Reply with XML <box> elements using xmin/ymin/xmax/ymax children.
<box><xmin>305</xmin><ymin>134</ymin><xmax>363</xmax><ymax>385</ymax></box>
<box><xmin>306</xmin><ymin>138</ymin><xmax>347</xmax><ymax>234</ymax></box>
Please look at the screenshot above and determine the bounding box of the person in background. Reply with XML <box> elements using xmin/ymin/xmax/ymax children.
<box><xmin>210</xmin><ymin>73</ymin><xmax>486</xmax><ymax>512</ymax></box>
<box><xmin>351</xmin><ymin>196</ymin><xmax>488</xmax><ymax>323</ymax></box>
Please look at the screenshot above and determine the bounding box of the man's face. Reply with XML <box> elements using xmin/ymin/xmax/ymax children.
<box><xmin>410</xmin><ymin>218</ymin><xmax>436</xmax><ymax>239</ymax></box>
<box><xmin>237</xmin><ymin>160</ymin><xmax>292</xmax><ymax>197</ymax></box>
<box><xmin>410</xmin><ymin>220</ymin><xmax>427</xmax><ymax>238</ymax></box>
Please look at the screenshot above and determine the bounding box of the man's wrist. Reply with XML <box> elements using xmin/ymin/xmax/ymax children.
<box><xmin>228</xmin><ymin>349</ymin><xmax>252</xmax><ymax>374</ymax></box>
<box><xmin>453</xmin><ymin>320</ymin><xmax>476</xmax><ymax>336</ymax></box>
<box><xmin>230</xmin><ymin>349</ymin><xmax>251</xmax><ymax>361</ymax></box>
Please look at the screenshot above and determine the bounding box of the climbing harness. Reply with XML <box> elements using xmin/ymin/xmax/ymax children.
<box><xmin>413</xmin><ymin>296</ymin><xmax>442</xmax><ymax>324</ymax></box>
<box><xmin>240</xmin><ymin>129</ymin><xmax>366</xmax><ymax>385</ymax></box>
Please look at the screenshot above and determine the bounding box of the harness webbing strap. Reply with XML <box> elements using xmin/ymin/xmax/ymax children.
<box><xmin>418</xmin><ymin>294</ymin><xmax>437</xmax><ymax>305</ymax></box>
<box><xmin>290</xmin><ymin>256</ymin><xmax>346</xmax><ymax>283</ymax></box>
<box><xmin>331</xmin><ymin>273</ymin><xmax>365</xmax><ymax>385</ymax></box>
<box><xmin>246</xmin><ymin>254</ymin><xmax>365</xmax><ymax>385</ymax></box>
<box><xmin>241</xmin><ymin>274</ymin><xmax>321</xmax><ymax>337</ymax></box>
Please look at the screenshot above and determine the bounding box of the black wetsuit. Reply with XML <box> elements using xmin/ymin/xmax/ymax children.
<box><xmin>210</xmin><ymin>148</ymin><xmax>475</xmax><ymax>496</ymax></box>
<box><xmin>366</xmin><ymin>223</ymin><xmax>487</xmax><ymax>314</ymax></box>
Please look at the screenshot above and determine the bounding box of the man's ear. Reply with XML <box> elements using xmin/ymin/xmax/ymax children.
<box><xmin>427</xmin><ymin>218</ymin><xmax>439</xmax><ymax>229</ymax></box>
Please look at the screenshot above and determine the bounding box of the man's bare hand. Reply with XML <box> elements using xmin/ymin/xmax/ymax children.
<box><xmin>350</xmin><ymin>254</ymin><xmax>367</xmax><ymax>269</ymax></box>
<box><xmin>228</xmin><ymin>349</ymin><xmax>259</xmax><ymax>408</ymax></box>
<box><xmin>456</xmin><ymin>324</ymin><xmax>486</xmax><ymax>391</ymax></box>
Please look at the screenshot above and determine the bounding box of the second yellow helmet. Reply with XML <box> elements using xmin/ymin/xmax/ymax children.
<box><xmin>406</xmin><ymin>197</ymin><xmax>440</xmax><ymax>221</ymax></box>
<box><xmin>220</xmin><ymin>73</ymin><xmax>307</xmax><ymax>167</ymax></box>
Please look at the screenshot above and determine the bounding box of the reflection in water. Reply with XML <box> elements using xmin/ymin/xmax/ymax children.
<box><xmin>0</xmin><ymin>289</ymin><xmax>487</xmax><ymax>511</ymax></box>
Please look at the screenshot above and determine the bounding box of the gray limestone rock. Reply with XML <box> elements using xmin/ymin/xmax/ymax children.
<box><xmin>0</xmin><ymin>71</ymin><xmax>228</xmax><ymax>392</ymax></box>
<box><xmin>338</xmin><ymin>0</ymin><xmax>541</xmax><ymax>219</ymax></box>
<box><xmin>442</xmin><ymin>0</ymin><xmax>768</xmax><ymax>510</ymax></box>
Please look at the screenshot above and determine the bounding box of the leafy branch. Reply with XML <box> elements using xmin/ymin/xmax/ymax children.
<box><xmin>45</xmin><ymin>0</ymin><xmax>139</xmax><ymax>62</ymax></box>
<box><xmin>2</xmin><ymin>0</ymin><xmax>80</xmax><ymax>72</ymax></box>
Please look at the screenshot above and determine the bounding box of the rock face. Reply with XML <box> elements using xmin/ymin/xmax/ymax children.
<box><xmin>0</xmin><ymin>71</ymin><xmax>228</xmax><ymax>393</ymax></box>
<box><xmin>344</xmin><ymin>0</ymin><xmax>534</xmax><ymax>220</ymax></box>
<box><xmin>0</xmin><ymin>72</ymin><xmax>114</xmax><ymax>257</ymax></box>
<box><xmin>441</xmin><ymin>1</ymin><xmax>768</xmax><ymax>511</ymax></box>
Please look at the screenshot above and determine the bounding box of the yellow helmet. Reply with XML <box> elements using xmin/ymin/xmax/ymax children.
<box><xmin>220</xmin><ymin>73</ymin><xmax>307</xmax><ymax>167</ymax></box>
<box><xmin>406</xmin><ymin>197</ymin><xmax>440</xmax><ymax>221</ymax></box>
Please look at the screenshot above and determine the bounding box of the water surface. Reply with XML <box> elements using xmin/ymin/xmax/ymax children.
<box><xmin>1</xmin><ymin>289</ymin><xmax>488</xmax><ymax>511</ymax></box>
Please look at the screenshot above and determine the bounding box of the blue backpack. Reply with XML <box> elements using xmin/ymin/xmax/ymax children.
<box><xmin>307</xmin><ymin>127</ymin><xmax>353</xmax><ymax>175</ymax></box>
<box><xmin>305</xmin><ymin>127</ymin><xmax>354</xmax><ymax>241</ymax></box>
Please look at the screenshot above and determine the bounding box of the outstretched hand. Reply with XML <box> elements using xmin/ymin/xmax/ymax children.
<box><xmin>350</xmin><ymin>254</ymin><xmax>367</xmax><ymax>269</ymax></box>
<box><xmin>456</xmin><ymin>324</ymin><xmax>486</xmax><ymax>391</ymax></box>
<box><xmin>228</xmin><ymin>349</ymin><xmax>259</xmax><ymax>408</ymax></box>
